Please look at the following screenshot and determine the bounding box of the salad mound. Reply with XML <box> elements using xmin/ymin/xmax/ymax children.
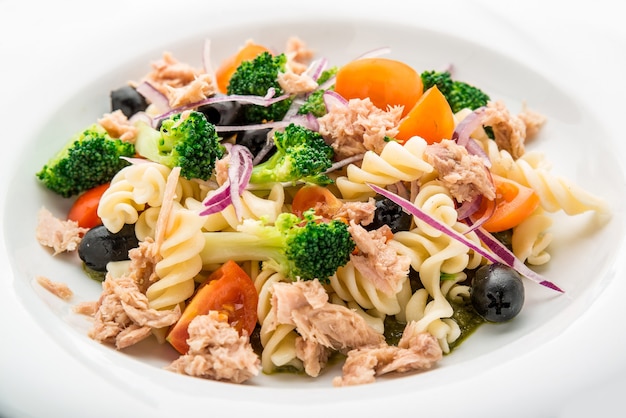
<box><xmin>34</xmin><ymin>36</ymin><xmax>608</xmax><ymax>387</ymax></box>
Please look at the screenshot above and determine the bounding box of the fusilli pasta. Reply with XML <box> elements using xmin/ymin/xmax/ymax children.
<box><xmin>335</xmin><ymin>136</ymin><xmax>433</xmax><ymax>200</ymax></box>
<box><xmin>145</xmin><ymin>202</ymin><xmax>207</xmax><ymax>310</ymax></box>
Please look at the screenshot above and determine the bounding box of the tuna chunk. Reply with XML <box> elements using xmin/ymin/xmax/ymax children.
<box><xmin>318</xmin><ymin>97</ymin><xmax>402</xmax><ymax>159</ymax></box>
<box><xmin>332</xmin><ymin>321</ymin><xmax>442</xmax><ymax>386</ymax></box>
<box><xmin>348</xmin><ymin>221</ymin><xmax>410</xmax><ymax>296</ymax></box>
<box><xmin>482</xmin><ymin>100</ymin><xmax>528</xmax><ymax>159</ymax></box>
<box><xmin>36</xmin><ymin>207</ymin><xmax>88</xmax><ymax>255</ymax></box>
<box><xmin>36</xmin><ymin>276</ymin><xmax>73</xmax><ymax>301</ymax></box>
<box><xmin>270</xmin><ymin>280</ymin><xmax>385</xmax><ymax>352</ymax></box>
<box><xmin>166</xmin><ymin>311</ymin><xmax>261</xmax><ymax>384</ymax></box>
<box><xmin>424</xmin><ymin>139</ymin><xmax>495</xmax><ymax>203</ymax></box>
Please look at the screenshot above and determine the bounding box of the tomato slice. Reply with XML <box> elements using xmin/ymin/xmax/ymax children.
<box><xmin>396</xmin><ymin>85</ymin><xmax>455</xmax><ymax>144</ymax></box>
<box><xmin>166</xmin><ymin>260</ymin><xmax>259</xmax><ymax>354</ymax></box>
<box><xmin>67</xmin><ymin>182</ymin><xmax>110</xmax><ymax>229</ymax></box>
<box><xmin>334</xmin><ymin>57</ymin><xmax>423</xmax><ymax>117</ymax></box>
<box><xmin>471</xmin><ymin>174</ymin><xmax>540</xmax><ymax>232</ymax></box>
<box><xmin>291</xmin><ymin>185</ymin><xmax>342</xmax><ymax>218</ymax></box>
<box><xmin>215</xmin><ymin>42</ymin><xmax>272</xmax><ymax>93</ymax></box>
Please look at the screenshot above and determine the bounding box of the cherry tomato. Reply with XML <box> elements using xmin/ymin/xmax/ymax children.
<box><xmin>334</xmin><ymin>57</ymin><xmax>423</xmax><ymax>117</ymax></box>
<box><xmin>396</xmin><ymin>85</ymin><xmax>455</xmax><ymax>144</ymax></box>
<box><xmin>166</xmin><ymin>260</ymin><xmax>259</xmax><ymax>354</ymax></box>
<box><xmin>291</xmin><ymin>185</ymin><xmax>342</xmax><ymax>218</ymax></box>
<box><xmin>471</xmin><ymin>174</ymin><xmax>540</xmax><ymax>232</ymax></box>
<box><xmin>67</xmin><ymin>182</ymin><xmax>110</xmax><ymax>229</ymax></box>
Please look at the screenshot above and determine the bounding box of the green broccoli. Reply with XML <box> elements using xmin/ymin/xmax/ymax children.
<box><xmin>249</xmin><ymin>123</ymin><xmax>334</xmax><ymax>185</ymax></box>
<box><xmin>420</xmin><ymin>70</ymin><xmax>490</xmax><ymax>113</ymax></box>
<box><xmin>200</xmin><ymin>210</ymin><xmax>355</xmax><ymax>283</ymax></box>
<box><xmin>297</xmin><ymin>66</ymin><xmax>339</xmax><ymax>118</ymax></box>
<box><xmin>36</xmin><ymin>124</ymin><xmax>135</xmax><ymax>198</ymax></box>
<box><xmin>226</xmin><ymin>51</ymin><xmax>292</xmax><ymax>123</ymax></box>
<box><xmin>134</xmin><ymin>111</ymin><xmax>224</xmax><ymax>180</ymax></box>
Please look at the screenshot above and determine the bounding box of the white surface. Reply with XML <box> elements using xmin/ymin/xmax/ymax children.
<box><xmin>1</xmin><ymin>1</ymin><xmax>625</xmax><ymax>417</ymax></box>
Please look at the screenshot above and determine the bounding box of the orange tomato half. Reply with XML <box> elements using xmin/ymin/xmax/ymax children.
<box><xmin>396</xmin><ymin>85</ymin><xmax>455</xmax><ymax>144</ymax></box>
<box><xmin>471</xmin><ymin>174</ymin><xmax>540</xmax><ymax>232</ymax></box>
<box><xmin>334</xmin><ymin>57</ymin><xmax>423</xmax><ymax>116</ymax></box>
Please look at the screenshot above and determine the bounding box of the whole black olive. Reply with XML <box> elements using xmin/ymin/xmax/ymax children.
<box><xmin>470</xmin><ymin>263</ymin><xmax>525</xmax><ymax>322</ymax></box>
<box><xmin>365</xmin><ymin>197</ymin><xmax>412</xmax><ymax>233</ymax></box>
<box><xmin>110</xmin><ymin>85</ymin><xmax>148</xmax><ymax>118</ymax></box>
<box><xmin>78</xmin><ymin>224</ymin><xmax>139</xmax><ymax>272</ymax></box>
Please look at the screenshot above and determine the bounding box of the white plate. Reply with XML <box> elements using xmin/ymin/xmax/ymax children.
<box><xmin>2</xmin><ymin>1</ymin><xmax>625</xmax><ymax>417</ymax></box>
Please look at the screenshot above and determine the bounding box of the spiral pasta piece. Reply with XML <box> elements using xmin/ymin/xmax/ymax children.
<box><xmin>328</xmin><ymin>261</ymin><xmax>407</xmax><ymax>315</ymax></box>
<box><xmin>335</xmin><ymin>136</ymin><xmax>433</xmax><ymax>200</ymax></box>
<box><xmin>511</xmin><ymin>208</ymin><xmax>554</xmax><ymax>265</ymax></box>
<box><xmin>254</xmin><ymin>268</ymin><xmax>303</xmax><ymax>373</ymax></box>
<box><xmin>479</xmin><ymin>139</ymin><xmax>607</xmax><ymax>215</ymax></box>
<box><xmin>388</xmin><ymin>180</ymin><xmax>484</xmax><ymax>352</ymax></box>
<box><xmin>134</xmin><ymin>206</ymin><xmax>160</xmax><ymax>241</ymax></box>
<box><xmin>328</xmin><ymin>293</ymin><xmax>385</xmax><ymax>334</ymax></box>
<box><xmin>145</xmin><ymin>203</ymin><xmax>206</xmax><ymax>310</ymax></box>
<box><xmin>98</xmin><ymin>162</ymin><xmax>200</xmax><ymax>233</ymax></box>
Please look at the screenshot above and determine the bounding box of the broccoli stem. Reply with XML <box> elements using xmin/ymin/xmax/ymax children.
<box><xmin>199</xmin><ymin>230</ymin><xmax>286</xmax><ymax>267</ymax></box>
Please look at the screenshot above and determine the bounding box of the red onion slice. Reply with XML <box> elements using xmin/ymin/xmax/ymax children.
<box><xmin>154</xmin><ymin>89</ymin><xmax>291</xmax><ymax>123</ymax></box>
<box><xmin>135</xmin><ymin>81</ymin><xmax>171</xmax><ymax>114</ymax></box>
<box><xmin>473</xmin><ymin>227</ymin><xmax>564</xmax><ymax>292</ymax></box>
<box><xmin>199</xmin><ymin>144</ymin><xmax>253</xmax><ymax>219</ymax></box>
<box><xmin>368</xmin><ymin>183</ymin><xmax>563</xmax><ymax>293</ymax></box>
<box><xmin>452</xmin><ymin>107</ymin><xmax>491</xmax><ymax>167</ymax></box>
<box><xmin>323</xmin><ymin>90</ymin><xmax>348</xmax><ymax>112</ymax></box>
<box><xmin>304</xmin><ymin>57</ymin><xmax>328</xmax><ymax>82</ymax></box>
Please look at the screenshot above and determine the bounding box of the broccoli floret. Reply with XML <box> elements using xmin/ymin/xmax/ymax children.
<box><xmin>226</xmin><ymin>51</ymin><xmax>292</xmax><ymax>123</ymax></box>
<box><xmin>420</xmin><ymin>70</ymin><xmax>490</xmax><ymax>113</ymax></box>
<box><xmin>200</xmin><ymin>211</ymin><xmax>355</xmax><ymax>283</ymax></box>
<box><xmin>36</xmin><ymin>124</ymin><xmax>135</xmax><ymax>198</ymax></box>
<box><xmin>249</xmin><ymin>123</ymin><xmax>334</xmax><ymax>185</ymax></box>
<box><xmin>135</xmin><ymin>111</ymin><xmax>224</xmax><ymax>180</ymax></box>
<box><xmin>297</xmin><ymin>66</ymin><xmax>339</xmax><ymax>118</ymax></box>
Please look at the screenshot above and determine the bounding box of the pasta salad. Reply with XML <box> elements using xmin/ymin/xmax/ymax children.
<box><xmin>34</xmin><ymin>36</ymin><xmax>609</xmax><ymax>387</ymax></box>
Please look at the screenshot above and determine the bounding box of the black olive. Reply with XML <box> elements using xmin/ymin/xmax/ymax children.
<box><xmin>365</xmin><ymin>197</ymin><xmax>412</xmax><ymax>233</ymax></box>
<box><xmin>198</xmin><ymin>98</ymin><xmax>244</xmax><ymax>126</ymax></box>
<box><xmin>470</xmin><ymin>263</ymin><xmax>524</xmax><ymax>322</ymax></box>
<box><xmin>110</xmin><ymin>85</ymin><xmax>148</xmax><ymax>118</ymax></box>
<box><xmin>78</xmin><ymin>224</ymin><xmax>139</xmax><ymax>272</ymax></box>
<box><xmin>235</xmin><ymin>128</ymin><xmax>274</xmax><ymax>162</ymax></box>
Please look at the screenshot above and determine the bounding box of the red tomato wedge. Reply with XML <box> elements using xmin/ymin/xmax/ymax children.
<box><xmin>291</xmin><ymin>185</ymin><xmax>342</xmax><ymax>218</ymax></box>
<box><xmin>334</xmin><ymin>57</ymin><xmax>423</xmax><ymax>117</ymax></box>
<box><xmin>471</xmin><ymin>175</ymin><xmax>540</xmax><ymax>232</ymax></box>
<box><xmin>166</xmin><ymin>260</ymin><xmax>259</xmax><ymax>354</ymax></box>
<box><xmin>67</xmin><ymin>182</ymin><xmax>110</xmax><ymax>229</ymax></box>
<box><xmin>396</xmin><ymin>85</ymin><xmax>455</xmax><ymax>144</ymax></box>
<box><xmin>215</xmin><ymin>42</ymin><xmax>272</xmax><ymax>93</ymax></box>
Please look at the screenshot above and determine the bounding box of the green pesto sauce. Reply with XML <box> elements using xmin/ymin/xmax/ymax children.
<box><xmin>383</xmin><ymin>302</ymin><xmax>485</xmax><ymax>351</ymax></box>
<box><xmin>448</xmin><ymin>301</ymin><xmax>485</xmax><ymax>350</ymax></box>
<box><xmin>82</xmin><ymin>264</ymin><xmax>106</xmax><ymax>282</ymax></box>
